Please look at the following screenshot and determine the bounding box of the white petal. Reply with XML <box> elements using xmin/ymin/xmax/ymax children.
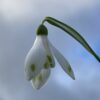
<box><xmin>41</xmin><ymin>36</ymin><xmax>55</xmax><ymax>68</ymax></box>
<box><xmin>31</xmin><ymin>68</ymin><xmax>50</xmax><ymax>89</ymax></box>
<box><xmin>25</xmin><ymin>36</ymin><xmax>47</xmax><ymax>81</ymax></box>
<box><xmin>50</xmin><ymin>43</ymin><xmax>75</xmax><ymax>80</ymax></box>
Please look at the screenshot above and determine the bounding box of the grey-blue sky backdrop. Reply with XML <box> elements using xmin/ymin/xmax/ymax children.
<box><xmin>0</xmin><ymin>0</ymin><xmax>100</xmax><ymax>100</ymax></box>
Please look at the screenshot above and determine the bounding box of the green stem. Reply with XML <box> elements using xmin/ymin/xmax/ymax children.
<box><xmin>42</xmin><ymin>16</ymin><xmax>100</xmax><ymax>62</ymax></box>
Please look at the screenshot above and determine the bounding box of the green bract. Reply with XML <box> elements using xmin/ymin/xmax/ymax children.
<box><xmin>36</xmin><ymin>24</ymin><xmax>48</xmax><ymax>35</ymax></box>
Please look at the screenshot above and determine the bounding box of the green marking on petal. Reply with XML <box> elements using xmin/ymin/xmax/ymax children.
<box><xmin>47</xmin><ymin>55</ymin><xmax>54</xmax><ymax>68</ymax></box>
<box><xmin>31</xmin><ymin>64</ymin><xmax>36</xmax><ymax>72</ymax></box>
<box><xmin>38</xmin><ymin>75</ymin><xmax>43</xmax><ymax>81</ymax></box>
<box><xmin>47</xmin><ymin>55</ymin><xmax>52</xmax><ymax>63</ymax></box>
<box><xmin>68</xmin><ymin>67</ymin><xmax>72</xmax><ymax>73</ymax></box>
<box><xmin>44</xmin><ymin>62</ymin><xmax>49</xmax><ymax>69</ymax></box>
<box><xmin>50</xmin><ymin>64</ymin><xmax>54</xmax><ymax>68</ymax></box>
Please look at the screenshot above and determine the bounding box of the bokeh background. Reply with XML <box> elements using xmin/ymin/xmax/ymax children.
<box><xmin>0</xmin><ymin>0</ymin><xmax>100</xmax><ymax>100</ymax></box>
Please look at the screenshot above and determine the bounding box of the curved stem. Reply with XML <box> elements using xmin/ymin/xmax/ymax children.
<box><xmin>42</xmin><ymin>19</ymin><xmax>46</xmax><ymax>25</ymax></box>
<box><xmin>42</xmin><ymin>16</ymin><xmax>100</xmax><ymax>62</ymax></box>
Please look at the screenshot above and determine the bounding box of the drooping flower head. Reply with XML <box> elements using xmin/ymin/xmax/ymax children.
<box><xmin>25</xmin><ymin>17</ymin><xmax>100</xmax><ymax>89</ymax></box>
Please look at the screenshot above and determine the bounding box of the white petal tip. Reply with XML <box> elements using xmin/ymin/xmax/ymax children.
<box><xmin>68</xmin><ymin>70</ymin><xmax>75</xmax><ymax>80</ymax></box>
<box><xmin>30</xmin><ymin>69</ymin><xmax>50</xmax><ymax>90</ymax></box>
<box><xmin>67</xmin><ymin>73</ymin><xmax>75</xmax><ymax>80</ymax></box>
<box><xmin>31</xmin><ymin>80</ymin><xmax>42</xmax><ymax>90</ymax></box>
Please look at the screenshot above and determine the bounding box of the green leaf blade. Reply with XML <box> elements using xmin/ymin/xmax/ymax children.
<box><xmin>44</xmin><ymin>16</ymin><xmax>100</xmax><ymax>62</ymax></box>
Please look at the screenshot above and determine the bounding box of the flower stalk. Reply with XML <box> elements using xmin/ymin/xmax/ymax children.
<box><xmin>42</xmin><ymin>16</ymin><xmax>100</xmax><ymax>62</ymax></box>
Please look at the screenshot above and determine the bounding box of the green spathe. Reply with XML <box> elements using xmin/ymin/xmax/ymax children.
<box><xmin>37</xmin><ymin>24</ymin><xmax>48</xmax><ymax>35</ymax></box>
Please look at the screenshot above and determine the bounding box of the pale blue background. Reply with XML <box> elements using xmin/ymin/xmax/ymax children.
<box><xmin>0</xmin><ymin>0</ymin><xmax>100</xmax><ymax>100</ymax></box>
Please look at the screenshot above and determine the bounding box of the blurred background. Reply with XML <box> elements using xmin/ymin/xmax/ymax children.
<box><xmin>0</xmin><ymin>0</ymin><xmax>100</xmax><ymax>100</ymax></box>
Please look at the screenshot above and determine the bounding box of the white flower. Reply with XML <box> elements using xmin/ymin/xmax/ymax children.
<box><xmin>25</xmin><ymin>25</ymin><xmax>75</xmax><ymax>89</ymax></box>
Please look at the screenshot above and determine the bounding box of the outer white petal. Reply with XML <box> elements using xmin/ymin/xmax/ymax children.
<box><xmin>31</xmin><ymin>68</ymin><xmax>51</xmax><ymax>89</ymax></box>
<box><xmin>50</xmin><ymin>43</ymin><xmax>75</xmax><ymax>80</ymax></box>
<box><xmin>25</xmin><ymin>36</ymin><xmax>47</xmax><ymax>81</ymax></box>
<box><xmin>41</xmin><ymin>36</ymin><xmax>55</xmax><ymax>68</ymax></box>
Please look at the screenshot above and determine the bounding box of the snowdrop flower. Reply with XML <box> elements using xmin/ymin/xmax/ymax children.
<box><xmin>25</xmin><ymin>17</ymin><xmax>100</xmax><ymax>90</ymax></box>
<box><xmin>25</xmin><ymin>24</ymin><xmax>75</xmax><ymax>89</ymax></box>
